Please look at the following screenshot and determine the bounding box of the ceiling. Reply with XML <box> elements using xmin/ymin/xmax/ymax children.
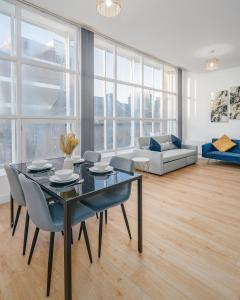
<box><xmin>25</xmin><ymin>0</ymin><xmax>240</xmax><ymax>73</ymax></box>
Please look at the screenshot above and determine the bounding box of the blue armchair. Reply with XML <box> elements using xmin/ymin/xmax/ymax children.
<box><xmin>202</xmin><ymin>139</ymin><xmax>240</xmax><ymax>165</ymax></box>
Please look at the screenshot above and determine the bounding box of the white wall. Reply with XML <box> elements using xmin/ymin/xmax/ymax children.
<box><xmin>183</xmin><ymin>66</ymin><xmax>240</xmax><ymax>151</ymax></box>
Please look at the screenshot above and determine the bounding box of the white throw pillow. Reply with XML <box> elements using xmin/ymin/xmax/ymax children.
<box><xmin>160</xmin><ymin>142</ymin><xmax>177</xmax><ymax>151</ymax></box>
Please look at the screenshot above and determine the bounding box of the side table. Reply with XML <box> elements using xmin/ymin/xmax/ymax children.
<box><xmin>132</xmin><ymin>157</ymin><xmax>150</xmax><ymax>175</ymax></box>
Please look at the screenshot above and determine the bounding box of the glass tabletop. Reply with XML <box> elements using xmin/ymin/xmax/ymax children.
<box><xmin>12</xmin><ymin>157</ymin><xmax>140</xmax><ymax>202</ymax></box>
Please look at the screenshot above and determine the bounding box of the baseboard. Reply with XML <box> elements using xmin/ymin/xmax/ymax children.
<box><xmin>0</xmin><ymin>194</ymin><xmax>9</xmax><ymax>204</ymax></box>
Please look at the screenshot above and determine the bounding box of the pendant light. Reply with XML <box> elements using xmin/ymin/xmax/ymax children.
<box><xmin>96</xmin><ymin>0</ymin><xmax>123</xmax><ymax>17</ymax></box>
<box><xmin>205</xmin><ymin>58</ymin><xmax>219</xmax><ymax>71</ymax></box>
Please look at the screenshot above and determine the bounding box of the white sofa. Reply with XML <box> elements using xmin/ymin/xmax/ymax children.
<box><xmin>131</xmin><ymin>135</ymin><xmax>198</xmax><ymax>175</ymax></box>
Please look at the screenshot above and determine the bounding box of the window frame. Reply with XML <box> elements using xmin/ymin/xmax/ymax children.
<box><xmin>0</xmin><ymin>0</ymin><xmax>81</xmax><ymax>167</ymax></box>
<box><xmin>94</xmin><ymin>36</ymin><xmax>178</xmax><ymax>156</ymax></box>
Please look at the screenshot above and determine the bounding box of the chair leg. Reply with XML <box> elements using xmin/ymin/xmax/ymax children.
<box><xmin>46</xmin><ymin>232</ymin><xmax>55</xmax><ymax>297</ymax></box>
<box><xmin>61</xmin><ymin>229</ymin><xmax>73</xmax><ymax>245</ymax></box>
<box><xmin>23</xmin><ymin>211</ymin><xmax>29</xmax><ymax>256</ymax></box>
<box><xmin>82</xmin><ymin>221</ymin><xmax>93</xmax><ymax>263</ymax></box>
<box><xmin>96</xmin><ymin>213</ymin><xmax>99</xmax><ymax>219</ymax></box>
<box><xmin>10</xmin><ymin>195</ymin><xmax>14</xmax><ymax>228</ymax></box>
<box><xmin>78</xmin><ymin>222</ymin><xmax>83</xmax><ymax>241</ymax></box>
<box><xmin>105</xmin><ymin>210</ymin><xmax>108</xmax><ymax>224</ymax></box>
<box><xmin>98</xmin><ymin>212</ymin><xmax>103</xmax><ymax>258</ymax></box>
<box><xmin>12</xmin><ymin>205</ymin><xmax>22</xmax><ymax>236</ymax></box>
<box><xmin>71</xmin><ymin>228</ymin><xmax>73</xmax><ymax>244</ymax></box>
<box><xmin>28</xmin><ymin>227</ymin><xmax>39</xmax><ymax>265</ymax></box>
<box><xmin>121</xmin><ymin>204</ymin><xmax>132</xmax><ymax>240</ymax></box>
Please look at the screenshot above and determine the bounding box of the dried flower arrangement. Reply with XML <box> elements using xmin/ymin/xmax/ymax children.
<box><xmin>60</xmin><ymin>133</ymin><xmax>79</xmax><ymax>156</ymax></box>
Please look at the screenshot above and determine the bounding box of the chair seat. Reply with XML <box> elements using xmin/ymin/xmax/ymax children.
<box><xmin>82</xmin><ymin>185</ymin><xmax>130</xmax><ymax>212</ymax></box>
<box><xmin>49</xmin><ymin>202</ymin><xmax>94</xmax><ymax>231</ymax></box>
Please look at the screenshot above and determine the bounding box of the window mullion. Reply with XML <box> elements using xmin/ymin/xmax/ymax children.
<box><xmin>131</xmin><ymin>86</ymin><xmax>134</xmax><ymax>146</ymax></box>
<box><xmin>65</xmin><ymin>33</ymin><xmax>71</xmax><ymax>116</ymax></box>
<box><xmin>104</xmin><ymin>80</ymin><xmax>107</xmax><ymax>151</ymax></box>
<box><xmin>141</xmin><ymin>56</ymin><xmax>144</xmax><ymax>137</ymax></box>
<box><xmin>15</xmin><ymin>3</ymin><xmax>22</xmax><ymax>162</ymax></box>
<box><xmin>113</xmin><ymin>44</ymin><xmax>117</xmax><ymax>153</ymax></box>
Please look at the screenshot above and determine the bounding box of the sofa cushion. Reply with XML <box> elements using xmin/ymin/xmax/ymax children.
<box><xmin>140</xmin><ymin>146</ymin><xmax>149</xmax><ymax>150</ymax></box>
<box><xmin>206</xmin><ymin>151</ymin><xmax>240</xmax><ymax>164</ymax></box>
<box><xmin>171</xmin><ymin>135</ymin><xmax>182</xmax><ymax>148</ymax></box>
<box><xmin>212</xmin><ymin>138</ymin><xmax>240</xmax><ymax>153</ymax></box>
<box><xmin>138</xmin><ymin>137</ymin><xmax>151</xmax><ymax>149</ymax></box>
<box><xmin>154</xmin><ymin>135</ymin><xmax>171</xmax><ymax>144</ymax></box>
<box><xmin>149</xmin><ymin>137</ymin><xmax>161</xmax><ymax>152</ymax></box>
<box><xmin>160</xmin><ymin>142</ymin><xmax>177</xmax><ymax>151</ymax></box>
<box><xmin>162</xmin><ymin>149</ymin><xmax>196</xmax><ymax>163</ymax></box>
<box><xmin>138</xmin><ymin>135</ymin><xmax>171</xmax><ymax>149</ymax></box>
<box><xmin>212</xmin><ymin>135</ymin><xmax>236</xmax><ymax>152</ymax></box>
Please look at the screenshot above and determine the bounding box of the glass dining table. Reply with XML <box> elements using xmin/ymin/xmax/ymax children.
<box><xmin>12</xmin><ymin>157</ymin><xmax>143</xmax><ymax>300</ymax></box>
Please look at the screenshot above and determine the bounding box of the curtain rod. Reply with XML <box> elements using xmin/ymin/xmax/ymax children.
<box><xmin>15</xmin><ymin>0</ymin><xmax>180</xmax><ymax>69</ymax></box>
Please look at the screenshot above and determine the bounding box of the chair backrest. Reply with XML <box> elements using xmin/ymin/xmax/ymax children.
<box><xmin>19</xmin><ymin>174</ymin><xmax>56</xmax><ymax>232</ymax></box>
<box><xmin>4</xmin><ymin>164</ymin><xmax>26</xmax><ymax>206</ymax></box>
<box><xmin>110</xmin><ymin>156</ymin><xmax>134</xmax><ymax>173</ymax></box>
<box><xmin>110</xmin><ymin>156</ymin><xmax>134</xmax><ymax>199</ymax></box>
<box><xmin>83</xmin><ymin>151</ymin><xmax>101</xmax><ymax>163</ymax></box>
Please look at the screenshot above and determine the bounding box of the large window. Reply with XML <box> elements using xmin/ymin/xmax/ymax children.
<box><xmin>0</xmin><ymin>0</ymin><xmax>178</xmax><ymax>167</ymax></box>
<box><xmin>0</xmin><ymin>0</ymin><xmax>80</xmax><ymax>168</ymax></box>
<box><xmin>94</xmin><ymin>37</ymin><xmax>178</xmax><ymax>155</ymax></box>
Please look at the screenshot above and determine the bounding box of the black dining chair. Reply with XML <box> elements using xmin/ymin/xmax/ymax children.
<box><xmin>78</xmin><ymin>156</ymin><xmax>133</xmax><ymax>258</ymax></box>
<box><xmin>19</xmin><ymin>174</ymin><xmax>95</xmax><ymax>297</ymax></box>
<box><xmin>4</xmin><ymin>164</ymin><xmax>29</xmax><ymax>256</ymax></box>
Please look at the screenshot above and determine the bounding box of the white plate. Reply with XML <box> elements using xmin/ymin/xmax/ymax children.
<box><xmin>49</xmin><ymin>173</ymin><xmax>79</xmax><ymax>184</ymax></box>
<box><xmin>54</xmin><ymin>179</ymin><xmax>84</xmax><ymax>191</ymax></box>
<box><xmin>89</xmin><ymin>166</ymin><xmax>113</xmax><ymax>174</ymax></box>
<box><xmin>27</xmin><ymin>163</ymin><xmax>52</xmax><ymax>171</ymax></box>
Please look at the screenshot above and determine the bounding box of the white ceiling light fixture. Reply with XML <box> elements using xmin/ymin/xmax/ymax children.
<box><xmin>205</xmin><ymin>50</ymin><xmax>220</xmax><ymax>71</ymax></box>
<box><xmin>96</xmin><ymin>0</ymin><xmax>123</xmax><ymax>17</ymax></box>
<box><xmin>205</xmin><ymin>57</ymin><xmax>220</xmax><ymax>71</ymax></box>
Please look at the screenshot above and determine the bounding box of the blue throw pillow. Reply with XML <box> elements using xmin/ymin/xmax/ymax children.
<box><xmin>171</xmin><ymin>135</ymin><xmax>182</xmax><ymax>148</ymax></box>
<box><xmin>149</xmin><ymin>137</ymin><xmax>161</xmax><ymax>152</ymax></box>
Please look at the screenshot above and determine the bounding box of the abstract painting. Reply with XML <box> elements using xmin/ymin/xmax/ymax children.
<box><xmin>230</xmin><ymin>86</ymin><xmax>240</xmax><ymax>120</ymax></box>
<box><xmin>210</xmin><ymin>90</ymin><xmax>229</xmax><ymax>122</ymax></box>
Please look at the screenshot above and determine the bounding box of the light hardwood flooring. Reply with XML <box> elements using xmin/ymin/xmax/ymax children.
<box><xmin>0</xmin><ymin>159</ymin><xmax>240</xmax><ymax>300</ymax></box>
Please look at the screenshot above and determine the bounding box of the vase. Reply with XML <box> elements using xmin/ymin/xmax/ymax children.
<box><xmin>63</xmin><ymin>155</ymin><xmax>74</xmax><ymax>170</ymax></box>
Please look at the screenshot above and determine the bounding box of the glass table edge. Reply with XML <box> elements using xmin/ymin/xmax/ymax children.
<box><xmin>11</xmin><ymin>162</ymin><xmax>142</xmax><ymax>203</ymax></box>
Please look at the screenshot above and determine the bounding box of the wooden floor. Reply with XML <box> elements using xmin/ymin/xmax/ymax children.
<box><xmin>1</xmin><ymin>159</ymin><xmax>240</xmax><ymax>300</ymax></box>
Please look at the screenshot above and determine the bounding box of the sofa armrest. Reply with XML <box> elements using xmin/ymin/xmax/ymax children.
<box><xmin>182</xmin><ymin>144</ymin><xmax>198</xmax><ymax>152</ymax></box>
<box><xmin>202</xmin><ymin>142</ymin><xmax>214</xmax><ymax>157</ymax></box>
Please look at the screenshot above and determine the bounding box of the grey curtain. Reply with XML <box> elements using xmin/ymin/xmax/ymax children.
<box><xmin>81</xmin><ymin>28</ymin><xmax>94</xmax><ymax>154</ymax></box>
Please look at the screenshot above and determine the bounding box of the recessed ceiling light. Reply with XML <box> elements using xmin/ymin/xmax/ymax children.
<box><xmin>96</xmin><ymin>0</ymin><xmax>123</xmax><ymax>17</ymax></box>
